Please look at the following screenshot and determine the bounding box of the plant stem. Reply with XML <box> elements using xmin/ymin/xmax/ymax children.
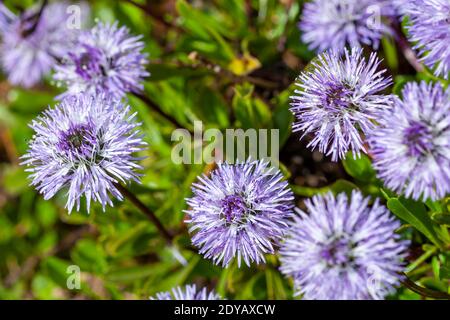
<box><xmin>401</xmin><ymin>272</ymin><xmax>450</xmax><ymax>300</ymax></box>
<box><xmin>132</xmin><ymin>92</ymin><xmax>192</xmax><ymax>133</ymax></box>
<box><xmin>391</xmin><ymin>22</ymin><xmax>424</xmax><ymax>73</ymax></box>
<box><xmin>405</xmin><ymin>246</ymin><xmax>438</xmax><ymax>273</ymax></box>
<box><xmin>22</xmin><ymin>0</ymin><xmax>47</xmax><ymax>37</ymax></box>
<box><xmin>115</xmin><ymin>183</ymin><xmax>173</xmax><ymax>243</ymax></box>
<box><xmin>0</xmin><ymin>125</ymin><xmax>19</xmax><ymax>165</ymax></box>
<box><xmin>121</xmin><ymin>0</ymin><xmax>147</xmax><ymax>12</ymax></box>
<box><xmin>120</xmin><ymin>0</ymin><xmax>178</xmax><ymax>30</ymax></box>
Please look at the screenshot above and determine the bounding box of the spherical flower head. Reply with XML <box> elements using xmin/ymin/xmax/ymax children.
<box><xmin>290</xmin><ymin>47</ymin><xmax>392</xmax><ymax>161</ymax></box>
<box><xmin>21</xmin><ymin>94</ymin><xmax>147</xmax><ymax>213</ymax></box>
<box><xmin>0</xmin><ymin>2</ymin><xmax>88</xmax><ymax>88</ymax></box>
<box><xmin>400</xmin><ymin>0</ymin><xmax>450</xmax><ymax>79</ymax></box>
<box><xmin>299</xmin><ymin>0</ymin><xmax>396</xmax><ymax>52</ymax></box>
<box><xmin>151</xmin><ymin>284</ymin><xmax>222</xmax><ymax>300</ymax></box>
<box><xmin>369</xmin><ymin>81</ymin><xmax>450</xmax><ymax>201</ymax></box>
<box><xmin>53</xmin><ymin>20</ymin><xmax>149</xmax><ymax>99</ymax></box>
<box><xmin>185</xmin><ymin>159</ymin><xmax>294</xmax><ymax>268</ymax></box>
<box><xmin>280</xmin><ymin>191</ymin><xmax>409</xmax><ymax>300</ymax></box>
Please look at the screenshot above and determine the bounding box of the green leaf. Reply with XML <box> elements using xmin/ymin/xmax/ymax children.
<box><xmin>236</xmin><ymin>272</ymin><xmax>265</xmax><ymax>299</ymax></box>
<box><xmin>216</xmin><ymin>263</ymin><xmax>234</xmax><ymax>298</ymax></box>
<box><xmin>272</xmin><ymin>88</ymin><xmax>294</xmax><ymax>147</ymax></box>
<box><xmin>151</xmin><ymin>255</ymin><xmax>200</xmax><ymax>293</ymax></box>
<box><xmin>41</xmin><ymin>257</ymin><xmax>72</xmax><ymax>288</ymax></box>
<box><xmin>265</xmin><ymin>268</ymin><xmax>287</xmax><ymax>300</ymax></box>
<box><xmin>431</xmin><ymin>212</ymin><xmax>450</xmax><ymax>225</ymax></box>
<box><xmin>432</xmin><ymin>256</ymin><xmax>440</xmax><ymax>280</ymax></box>
<box><xmin>291</xmin><ymin>179</ymin><xmax>358</xmax><ymax>197</ymax></box>
<box><xmin>188</xmin><ymin>83</ymin><xmax>230</xmax><ymax>127</ymax></box>
<box><xmin>106</xmin><ymin>264</ymin><xmax>170</xmax><ymax>283</ymax></box>
<box><xmin>105</xmin><ymin>222</ymin><xmax>151</xmax><ymax>256</ymax></box>
<box><xmin>176</xmin><ymin>0</ymin><xmax>228</xmax><ymax>39</ymax></box>
<box><xmin>381</xmin><ymin>37</ymin><xmax>398</xmax><ymax>71</ymax></box>
<box><xmin>32</xmin><ymin>274</ymin><xmax>60</xmax><ymax>300</ymax></box>
<box><xmin>425</xmin><ymin>199</ymin><xmax>445</xmax><ymax>213</ymax></box>
<box><xmin>219</xmin><ymin>0</ymin><xmax>248</xmax><ymax>36</ymax></box>
<box><xmin>232</xmin><ymin>83</ymin><xmax>272</xmax><ymax>129</ymax></box>
<box><xmin>71</xmin><ymin>239</ymin><xmax>108</xmax><ymax>274</ymax></box>
<box><xmin>2</xmin><ymin>165</ymin><xmax>30</xmax><ymax>195</ymax></box>
<box><xmin>393</xmin><ymin>75</ymin><xmax>416</xmax><ymax>96</ymax></box>
<box><xmin>8</xmin><ymin>88</ymin><xmax>55</xmax><ymax>114</ymax></box>
<box><xmin>342</xmin><ymin>153</ymin><xmax>376</xmax><ymax>182</ymax></box>
<box><xmin>328</xmin><ymin>180</ymin><xmax>359</xmax><ymax>196</ymax></box>
<box><xmin>387</xmin><ymin>197</ymin><xmax>443</xmax><ymax>247</ymax></box>
<box><xmin>147</xmin><ymin>64</ymin><xmax>209</xmax><ymax>81</ymax></box>
<box><xmin>36</xmin><ymin>198</ymin><xmax>58</xmax><ymax>228</ymax></box>
<box><xmin>36</xmin><ymin>232</ymin><xmax>58</xmax><ymax>255</ymax></box>
<box><xmin>440</xmin><ymin>263</ymin><xmax>450</xmax><ymax>280</ymax></box>
<box><xmin>143</xmin><ymin>81</ymin><xmax>196</xmax><ymax>130</ymax></box>
<box><xmin>176</xmin><ymin>0</ymin><xmax>235</xmax><ymax>62</ymax></box>
<box><xmin>420</xmin><ymin>277</ymin><xmax>449</xmax><ymax>292</ymax></box>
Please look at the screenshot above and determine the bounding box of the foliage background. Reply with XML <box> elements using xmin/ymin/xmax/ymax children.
<box><xmin>0</xmin><ymin>0</ymin><xmax>449</xmax><ymax>300</ymax></box>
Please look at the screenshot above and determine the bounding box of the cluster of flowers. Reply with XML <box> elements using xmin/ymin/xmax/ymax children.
<box><xmin>0</xmin><ymin>2</ymin><xmax>149</xmax><ymax>213</ymax></box>
<box><xmin>295</xmin><ymin>0</ymin><xmax>450</xmax><ymax>200</ymax></box>
<box><xmin>176</xmin><ymin>0</ymin><xmax>450</xmax><ymax>300</ymax></box>
<box><xmin>1</xmin><ymin>0</ymin><xmax>448</xmax><ymax>300</ymax></box>
<box><xmin>183</xmin><ymin>161</ymin><xmax>410</xmax><ymax>300</ymax></box>
<box><xmin>300</xmin><ymin>0</ymin><xmax>450</xmax><ymax>81</ymax></box>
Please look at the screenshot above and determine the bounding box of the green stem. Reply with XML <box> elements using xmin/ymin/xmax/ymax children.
<box><xmin>401</xmin><ymin>272</ymin><xmax>450</xmax><ymax>300</ymax></box>
<box><xmin>22</xmin><ymin>0</ymin><xmax>47</xmax><ymax>37</ymax></box>
<box><xmin>405</xmin><ymin>246</ymin><xmax>438</xmax><ymax>273</ymax></box>
<box><xmin>115</xmin><ymin>183</ymin><xmax>173</xmax><ymax>243</ymax></box>
<box><xmin>132</xmin><ymin>92</ymin><xmax>192</xmax><ymax>133</ymax></box>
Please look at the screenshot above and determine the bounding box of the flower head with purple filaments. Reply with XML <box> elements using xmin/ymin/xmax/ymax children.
<box><xmin>280</xmin><ymin>191</ymin><xmax>409</xmax><ymax>300</ymax></box>
<box><xmin>393</xmin><ymin>0</ymin><xmax>419</xmax><ymax>15</ymax></box>
<box><xmin>400</xmin><ymin>0</ymin><xmax>450</xmax><ymax>79</ymax></box>
<box><xmin>21</xmin><ymin>94</ymin><xmax>147</xmax><ymax>213</ymax></box>
<box><xmin>299</xmin><ymin>0</ymin><xmax>396</xmax><ymax>52</ymax></box>
<box><xmin>369</xmin><ymin>81</ymin><xmax>450</xmax><ymax>201</ymax></box>
<box><xmin>290</xmin><ymin>47</ymin><xmax>392</xmax><ymax>161</ymax></box>
<box><xmin>54</xmin><ymin>21</ymin><xmax>149</xmax><ymax>99</ymax></box>
<box><xmin>0</xmin><ymin>2</ymin><xmax>86</xmax><ymax>88</ymax></box>
<box><xmin>151</xmin><ymin>284</ymin><xmax>222</xmax><ymax>300</ymax></box>
<box><xmin>185</xmin><ymin>159</ymin><xmax>294</xmax><ymax>268</ymax></box>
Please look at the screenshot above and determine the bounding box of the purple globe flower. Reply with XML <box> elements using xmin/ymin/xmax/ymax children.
<box><xmin>300</xmin><ymin>0</ymin><xmax>396</xmax><ymax>52</ymax></box>
<box><xmin>280</xmin><ymin>191</ymin><xmax>409</xmax><ymax>300</ymax></box>
<box><xmin>393</xmin><ymin>0</ymin><xmax>418</xmax><ymax>14</ymax></box>
<box><xmin>369</xmin><ymin>82</ymin><xmax>450</xmax><ymax>201</ymax></box>
<box><xmin>54</xmin><ymin>21</ymin><xmax>149</xmax><ymax>99</ymax></box>
<box><xmin>186</xmin><ymin>160</ymin><xmax>294</xmax><ymax>267</ymax></box>
<box><xmin>399</xmin><ymin>0</ymin><xmax>450</xmax><ymax>79</ymax></box>
<box><xmin>151</xmin><ymin>284</ymin><xmax>221</xmax><ymax>300</ymax></box>
<box><xmin>0</xmin><ymin>3</ymin><xmax>14</xmax><ymax>30</ymax></box>
<box><xmin>290</xmin><ymin>47</ymin><xmax>392</xmax><ymax>161</ymax></box>
<box><xmin>21</xmin><ymin>94</ymin><xmax>146</xmax><ymax>213</ymax></box>
<box><xmin>0</xmin><ymin>2</ymin><xmax>87</xmax><ymax>88</ymax></box>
